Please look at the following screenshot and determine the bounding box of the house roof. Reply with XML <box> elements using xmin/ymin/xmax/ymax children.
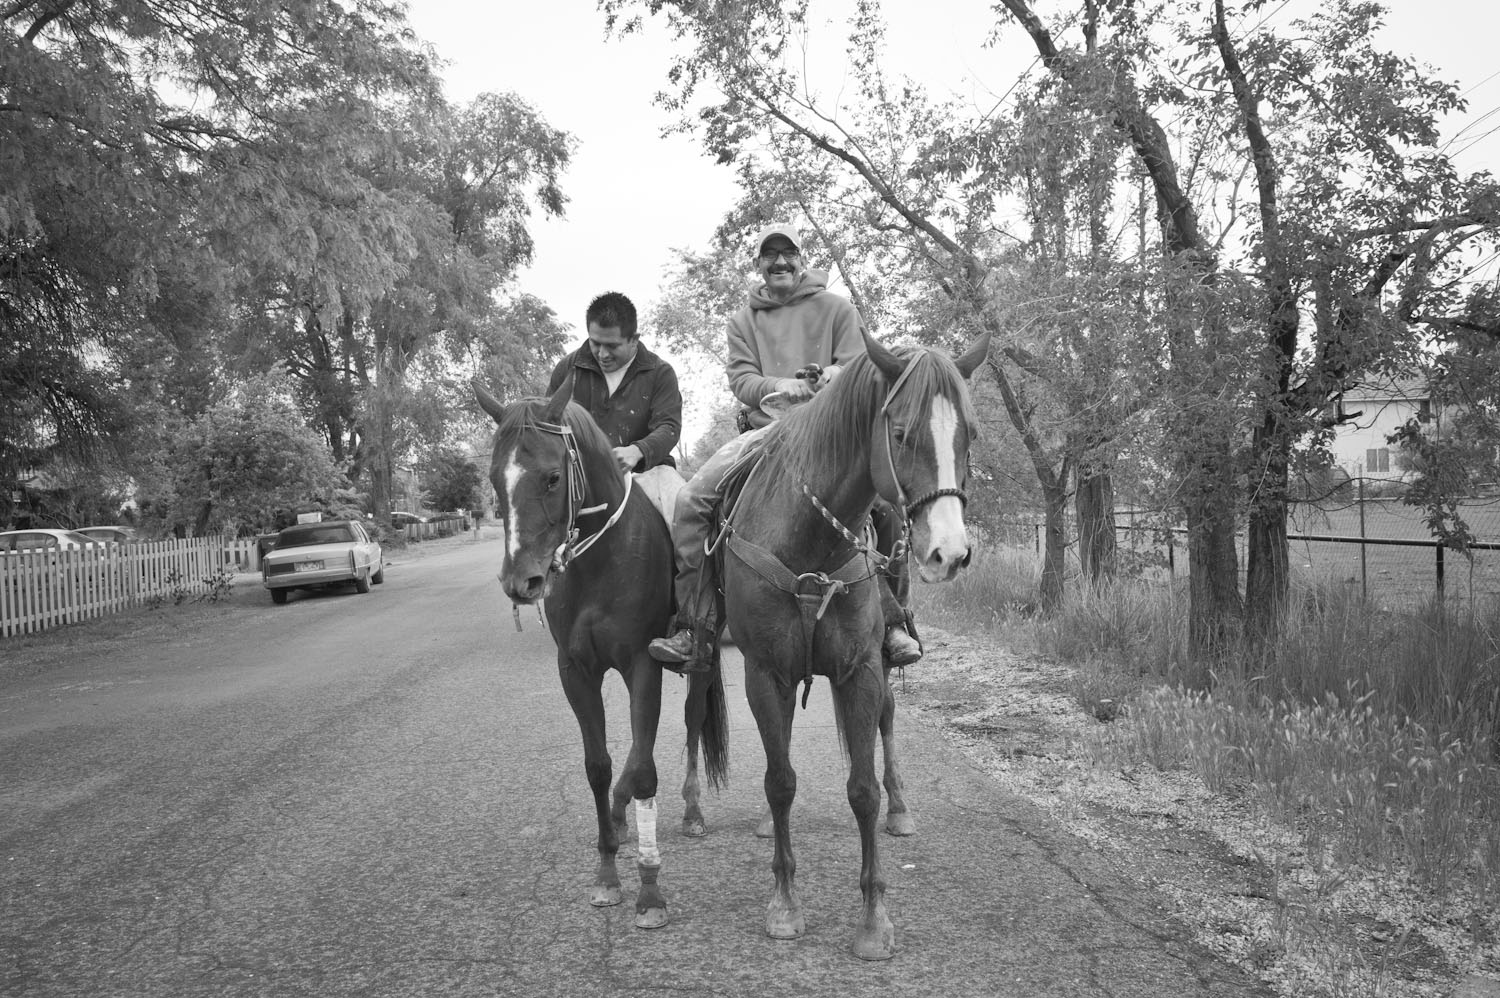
<box><xmin>1340</xmin><ymin>372</ymin><xmax>1430</xmax><ymax>403</ymax></box>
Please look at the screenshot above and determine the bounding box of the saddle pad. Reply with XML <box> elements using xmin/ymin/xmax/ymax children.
<box><xmin>634</xmin><ymin>465</ymin><xmax>685</xmax><ymax>525</ymax></box>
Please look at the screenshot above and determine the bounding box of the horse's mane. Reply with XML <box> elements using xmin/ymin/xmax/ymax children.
<box><xmin>760</xmin><ymin>347</ymin><xmax>978</xmax><ymax>489</ymax></box>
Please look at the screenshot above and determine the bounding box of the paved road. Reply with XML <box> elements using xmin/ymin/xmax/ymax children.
<box><xmin>0</xmin><ymin>535</ymin><xmax>1269</xmax><ymax>997</ymax></box>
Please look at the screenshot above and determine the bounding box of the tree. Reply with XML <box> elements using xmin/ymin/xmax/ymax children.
<box><xmin>993</xmin><ymin>0</ymin><xmax>1500</xmax><ymax>646</ymax></box>
<box><xmin>141</xmin><ymin>371</ymin><xmax>346</xmax><ymax>537</ymax></box>
<box><xmin>604</xmin><ymin>0</ymin><xmax>1162</xmax><ymax>610</ymax></box>
<box><xmin>2</xmin><ymin>0</ymin><xmax>441</xmax><ymax>490</ymax></box>
<box><xmin>611</xmin><ymin>0</ymin><xmax>1500</xmax><ymax>653</ymax></box>
<box><xmin>420</xmin><ymin>449</ymin><xmax>486</xmax><ymax>513</ymax></box>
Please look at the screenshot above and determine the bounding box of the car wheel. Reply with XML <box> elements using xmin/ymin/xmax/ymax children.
<box><xmin>354</xmin><ymin>570</ymin><xmax>371</xmax><ymax>594</ymax></box>
<box><xmin>271</xmin><ymin>589</ymin><xmax>288</xmax><ymax>605</ymax></box>
<box><xmin>371</xmin><ymin>563</ymin><xmax>385</xmax><ymax>585</ymax></box>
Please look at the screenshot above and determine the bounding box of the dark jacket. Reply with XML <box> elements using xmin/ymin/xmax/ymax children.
<box><xmin>547</xmin><ymin>340</ymin><xmax>681</xmax><ymax>471</ymax></box>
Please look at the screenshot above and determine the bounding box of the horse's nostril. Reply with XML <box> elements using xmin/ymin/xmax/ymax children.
<box><xmin>525</xmin><ymin>575</ymin><xmax>545</xmax><ymax>594</ymax></box>
<box><xmin>959</xmin><ymin>547</ymin><xmax>972</xmax><ymax>569</ymax></box>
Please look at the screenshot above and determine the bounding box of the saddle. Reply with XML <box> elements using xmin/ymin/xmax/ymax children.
<box><xmin>710</xmin><ymin>444</ymin><xmax>880</xmax><ymax>703</ymax></box>
<box><xmin>633</xmin><ymin>465</ymin><xmax>684</xmax><ymax>527</ymax></box>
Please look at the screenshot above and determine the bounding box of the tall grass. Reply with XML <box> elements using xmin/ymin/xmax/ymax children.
<box><xmin>926</xmin><ymin>546</ymin><xmax>1500</xmax><ymax>903</ymax></box>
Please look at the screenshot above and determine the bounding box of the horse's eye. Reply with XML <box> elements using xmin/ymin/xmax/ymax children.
<box><xmin>891</xmin><ymin>426</ymin><xmax>908</xmax><ymax>446</ymax></box>
<box><xmin>545</xmin><ymin>471</ymin><xmax>562</xmax><ymax>491</ymax></box>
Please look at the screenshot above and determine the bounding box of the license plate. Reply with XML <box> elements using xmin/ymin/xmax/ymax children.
<box><xmin>295</xmin><ymin>560</ymin><xmax>325</xmax><ymax>572</ymax></box>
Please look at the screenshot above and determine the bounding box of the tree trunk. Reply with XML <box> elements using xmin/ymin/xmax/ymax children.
<box><xmin>1244</xmin><ymin>414</ymin><xmax>1291</xmax><ymax>638</ymax></box>
<box><xmin>1075</xmin><ymin>469</ymin><xmax>1116</xmax><ymax>587</ymax></box>
<box><xmin>1040</xmin><ymin>476</ymin><xmax>1068</xmax><ymax>612</ymax></box>
<box><xmin>1000</xmin><ymin>0</ymin><xmax>1240</xmax><ymax>659</ymax></box>
<box><xmin>1184</xmin><ymin>433</ymin><xmax>1242</xmax><ymax>657</ymax></box>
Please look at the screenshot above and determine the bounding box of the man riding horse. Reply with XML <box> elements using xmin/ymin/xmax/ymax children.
<box><xmin>649</xmin><ymin>224</ymin><xmax>923</xmax><ymax>672</ymax></box>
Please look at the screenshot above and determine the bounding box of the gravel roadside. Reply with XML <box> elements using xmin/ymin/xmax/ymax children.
<box><xmin>899</xmin><ymin>625</ymin><xmax>1500</xmax><ymax>998</ymax></box>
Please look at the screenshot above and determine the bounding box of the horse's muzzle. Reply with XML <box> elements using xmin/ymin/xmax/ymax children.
<box><xmin>499</xmin><ymin>566</ymin><xmax>551</xmax><ymax>604</ymax></box>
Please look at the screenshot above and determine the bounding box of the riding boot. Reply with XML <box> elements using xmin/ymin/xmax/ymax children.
<box><xmin>650</xmin><ymin>619</ymin><xmax>714</xmax><ymax>673</ymax></box>
<box><xmin>883</xmin><ymin>624</ymin><xmax>922</xmax><ymax>667</ymax></box>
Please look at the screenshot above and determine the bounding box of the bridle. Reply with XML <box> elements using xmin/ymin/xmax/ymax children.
<box><xmin>509</xmin><ymin>418</ymin><xmax>632</xmax><ymax>589</ymax></box>
<box><xmin>876</xmin><ymin>355</ymin><xmax>969</xmax><ymax>525</ymax></box>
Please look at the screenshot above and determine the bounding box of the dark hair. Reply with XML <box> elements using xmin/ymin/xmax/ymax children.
<box><xmin>585</xmin><ymin>292</ymin><xmax>638</xmax><ymax>339</ymax></box>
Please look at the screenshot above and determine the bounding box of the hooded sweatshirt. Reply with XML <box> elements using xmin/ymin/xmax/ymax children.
<box><xmin>725</xmin><ymin>269</ymin><xmax>867</xmax><ymax>429</ymax></box>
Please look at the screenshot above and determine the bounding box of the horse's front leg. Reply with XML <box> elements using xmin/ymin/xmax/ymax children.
<box><xmin>880</xmin><ymin>665</ymin><xmax>915</xmax><ymax>836</ymax></box>
<box><xmin>839</xmin><ymin>663</ymin><xmax>896</xmax><ymax>960</ymax></box>
<box><xmin>744</xmin><ymin>655</ymin><xmax>803</xmax><ymax>939</ymax></box>
<box><xmin>617</xmin><ymin>653</ymin><xmax>666</xmax><ymax>928</ymax></box>
<box><xmin>560</xmin><ymin>664</ymin><xmax>621</xmax><ymax>907</ymax></box>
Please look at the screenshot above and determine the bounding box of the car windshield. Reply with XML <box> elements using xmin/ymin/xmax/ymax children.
<box><xmin>273</xmin><ymin>525</ymin><xmax>356</xmax><ymax>550</ymax></box>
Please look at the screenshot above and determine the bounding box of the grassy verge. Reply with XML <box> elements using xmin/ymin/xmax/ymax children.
<box><xmin>916</xmin><ymin>545</ymin><xmax>1500</xmax><ymax>996</ymax></box>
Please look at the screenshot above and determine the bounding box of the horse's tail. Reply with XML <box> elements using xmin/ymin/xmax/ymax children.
<box><xmin>689</xmin><ymin>642</ymin><xmax>731</xmax><ymax>791</ymax></box>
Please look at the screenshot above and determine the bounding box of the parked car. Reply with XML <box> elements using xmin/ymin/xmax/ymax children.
<box><xmin>261</xmin><ymin>519</ymin><xmax>384</xmax><ymax>605</ymax></box>
<box><xmin>389</xmin><ymin>511</ymin><xmax>426</xmax><ymax>528</ymax></box>
<box><xmin>75</xmin><ymin>525</ymin><xmax>137</xmax><ymax>545</ymax></box>
<box><xmin>0</xmin><ymin>528</ymin><xmax>103</xmax><ymax>553</ymax></box>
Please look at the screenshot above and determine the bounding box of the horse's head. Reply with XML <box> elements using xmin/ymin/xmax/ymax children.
<box><xmin>864</xmin><ymin>327</ymin><xmax>991</xmax><ymax>583</ymax></box>
<box><xmin>476</xmin><ymin>379</ymin><xmax>584</xmax><ymax>604</ymax></box>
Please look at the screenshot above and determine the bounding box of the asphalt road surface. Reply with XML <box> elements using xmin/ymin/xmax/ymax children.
<box><xmin>0</xmin><ymin>534</ymin><xmax>1270</xmax><ymax>997</ymax></box>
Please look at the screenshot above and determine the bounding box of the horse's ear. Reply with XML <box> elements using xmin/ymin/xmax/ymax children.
<box><xmin>543</xmin><ymin>372</ymin><xmax>573</xmax><ymax>423</ymax></box>
<box><xmin>861</xmin><ymin>326</ymin><xmax>905</xmax><ymax>381</ymax></box>
<box><xmin>474</xmin><ymin>382</ymin><xmax>506</xmax><ymax>424</ymax></box>
<box><xmin>953</xmin><ymin>331</ymin><xmax>992</xmax><ymax>379</ymax></box>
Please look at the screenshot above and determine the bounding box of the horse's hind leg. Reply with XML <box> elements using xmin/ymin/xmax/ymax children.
<box><xmin>880</xmin><ymin>666</ymin><xmax>915</xmax><ymax>837</ymax></box>
<box><xmin>837</xmin><ymin>666</ymin><xmax>896</xmax><ymax>960</ymax></box>
<box><xmin>744</xmin><ymin>658</ymin><xmax>803</xmax><ymax>939</ymax></box>
<box><xmin>561</xmin><ymin>667</ymin><xmax>622</xmax><ymax>907</ymax></box>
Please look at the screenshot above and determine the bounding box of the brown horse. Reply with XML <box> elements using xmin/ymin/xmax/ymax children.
<box><xmin>719</xmin><ymin>328</ymin><xmax>988</xmax><ymax>959</ymax></box>
<box><xmin>476</xmin><ymin>380</ymin><xmax>729</xmax><ymax>928</ymax></box>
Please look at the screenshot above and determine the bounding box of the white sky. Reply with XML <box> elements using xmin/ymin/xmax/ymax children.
<box><xmin>405</xmin><ymin>0</ymin><xmax>1500</xmax><ymax>333</ymax></box>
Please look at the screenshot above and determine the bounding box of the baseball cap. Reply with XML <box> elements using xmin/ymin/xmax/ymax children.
<box><xmin>752</xmin><ymin>223</ymin><xmax>802</xmax><ymax>256</ymax></box>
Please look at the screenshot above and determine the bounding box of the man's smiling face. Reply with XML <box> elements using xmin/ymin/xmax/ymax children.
<box><xmin>756</xmin><ymin>236</ymin><xmax>803</xmax><ymax>299</ymax></box>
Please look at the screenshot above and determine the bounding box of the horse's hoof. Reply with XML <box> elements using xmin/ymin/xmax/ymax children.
<box><xmin>682</xmin><ymin>817</ymin><xmax>707</xmax><ymax>838</ymax></box>
<box><xmin>852</xmin><ymin>928</ymin><xmax>896</xmax><ymax>961</ymax></box>
<box><xmin>765</xmin><ymin>903</ymin><xmax>805</xmax><ymax>939</ymax></box>
<box><xmin>634</xmin><ymin>907</ymin><xmax>668</xmax><ymax>929</ymax></box>
<box><xmin>590</xmin><ymin>884</ymin><xmax>623</xmax><ymax>907</ymax></box>
<box><xmin>885</xmin><ymin>811</ymin><xmax>916</xmax><ymax>837</ymax></box>
<box><xmin>754</xmin><ymin>815</ymin><xmax>774</xmax><ymax>838</ymax></box>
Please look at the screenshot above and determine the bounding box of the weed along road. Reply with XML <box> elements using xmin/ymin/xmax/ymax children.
<box><xmin>0</xmin><ymin>534</ymin><xmax>1270</xmax><ymax>998</ymax></box>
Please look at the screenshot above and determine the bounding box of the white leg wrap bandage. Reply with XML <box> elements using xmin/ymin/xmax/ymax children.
<box><xmin>635</xmin><ymin>796</ymin><xmax>660</xmax><ymax>867</ymax></box>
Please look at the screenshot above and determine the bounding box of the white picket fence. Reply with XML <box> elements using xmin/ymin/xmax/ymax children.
<box><xmin>1</xmin><ymin>538</ymin><xmax>260</xmax><ymax>638</ymax></box>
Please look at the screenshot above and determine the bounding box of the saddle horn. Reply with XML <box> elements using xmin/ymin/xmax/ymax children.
<box><xmin>861</xmin><ymin>326</ymin><xmax>905</xmax><ymax>381</ymax></box>
<box><xmin>953</xmin><ymin>331</ymin><xmax>992</xmax><ymax>378</ymax></box>
<box><xmin>475</xmin><ymin>381</ymin><xmax>506</xmax><ymax>423</ymax></box>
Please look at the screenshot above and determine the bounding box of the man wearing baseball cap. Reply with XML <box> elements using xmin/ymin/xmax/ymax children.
<box><xmin>649</xmin><ymin>223</ymin><xmax>922</xmax><ymax>671</ymax></box>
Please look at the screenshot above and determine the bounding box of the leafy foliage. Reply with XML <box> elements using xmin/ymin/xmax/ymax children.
<box><xmin>420</xmin><ymin>449</ymin><xmax>485</xmax><ymax>513</ymax></box>
<box><xmin>142</xmin><ymin>371</ymin><xmax>346</xmax><ymax>536</ymax></box>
